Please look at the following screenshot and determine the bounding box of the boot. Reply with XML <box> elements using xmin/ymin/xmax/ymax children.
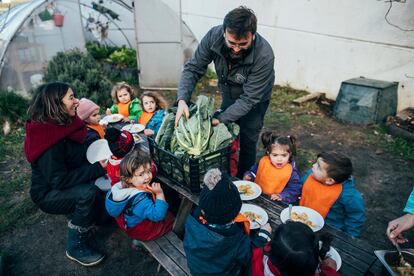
<box><xmin>65</xmin><ymin>221</ymin><xmax>105</xmax><ymax>266</ymax></box>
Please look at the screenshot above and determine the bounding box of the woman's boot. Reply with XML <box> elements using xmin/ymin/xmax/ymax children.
<box><xmin>65</xmin><ymin>221</ymin><xmax>105</xmax><ymax>266</ymax></box>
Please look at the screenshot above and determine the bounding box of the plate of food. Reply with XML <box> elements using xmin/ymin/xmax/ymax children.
<box><xmin>122</xmin><ymin>123</ymin><xmax>145</xmax><ymax>133</ymax></box>
<box><xmin>280</xmin><ymin>206</ymin><xmax>324</xmax><ymax>232</ymax></box>
<box><xmin>326</xmin><ymin>246</ymin><xmax>342</xmax><ymax>271</ymax></box>
<box><xmin>234</xmin><ymin>180</ymin><xmax>262</xmax><ymax>200</ymax></box>
<box><xmin>101</xmin><ymin>114</ymin><xmax>123</xmax><ymax>124</ymax></box>
<box><xmin>86</xmin><ymin>139</ymin><xmax>112</xmax><ymax>164</ymax></box>
<box><xmin>240</xmin><ymin>203</ymin><xmax>268</xmax><ymax>229</ymax></box>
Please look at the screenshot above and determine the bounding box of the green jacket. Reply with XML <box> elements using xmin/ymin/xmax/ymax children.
<box><xmin>110</xmin><ymin>98</ymin><xmax>142</xmax><ymax>122</ymax></box>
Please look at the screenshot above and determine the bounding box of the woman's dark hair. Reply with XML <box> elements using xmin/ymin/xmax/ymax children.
<box><xmin>269</xmin><ymin>221</ymin><xmax>332</xmax><ymax>276</ymax></box>
<box><xmin>261</xmin><ymin>131</ymin><xmax>297</xmax><ymax>162</ymax></box>
<box><xmin>317</xmin><ymin>152</ymin><xmax>353</xmax><ymax>183</ymax></box>
<box><xmin>223</xmin><ymin>6</ymin><xmax>257</xmax><ymax>38</ymax></box>
<box><xmin>120</xmin><ymin>150</ymin><xmax>152</xmax><ymax>185</ymax></box>
<box><xmin>140</xmin><ymin>91</ymin><xmax>168</xmax><ymax>111</ymax></box>
<box><xmin>28</xmin><ymin>82</ymin><xmax>72</xmax><ymax>125</ymax></box>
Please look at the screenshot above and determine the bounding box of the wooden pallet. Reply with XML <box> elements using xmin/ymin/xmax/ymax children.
<box><xmin>139</xmin><ymin>232</ymin><xmax>190</xmax><ymax>276</ymax></box>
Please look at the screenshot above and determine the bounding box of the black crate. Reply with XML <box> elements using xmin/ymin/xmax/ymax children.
<box><xmin>148</xmin><ymin>138</ymin><xmax>231</xmax><ymax>193</ymax></box>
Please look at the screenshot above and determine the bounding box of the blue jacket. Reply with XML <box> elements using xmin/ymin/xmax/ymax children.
<box><xmin>404</xmin><ymin>188</ymin><xmax>414</xmax><ymax>214</ymax></box>
<box><xmin>183</xmin><ymin>210</ymin><xmax>251</xmax><ymax>276</ymax></box>
<box><xmin>301</xmin><ymin>169</ymin><xmax>365</xmax><ymax>237</ymax></box>
<box><xmin>243</xmin><ymin>161</ymin><xmax>301</xmax><ymax>204</ymax></box>
<box><xmin>145</xmin><ymin>109</ymin><xmax>165</xmax><ymax>136</ymax></box>
<box><xmin>105</xmin><ymin>182</ymin><xmax>168</xmax><ymax>228</ymax></box>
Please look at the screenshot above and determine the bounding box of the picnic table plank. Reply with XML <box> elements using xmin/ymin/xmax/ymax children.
<box><xmin>154</xmin><ymin>235</ymin><xmax>190</xmax><ymax>275</ymax></box>
<box><xmin>172</xmin><ymin>198</ymin><xmax>193</xmax><ymax>237</ymax></box>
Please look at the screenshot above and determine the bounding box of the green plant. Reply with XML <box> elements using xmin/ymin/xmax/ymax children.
<box><xmin>44</xmin><ymin>49</ymin><xmax>113</xmax><ymax>108</ymax></box>
<box><xmin>0</xmin><ymin>91</ymin><xmax>29</xmax><ymax>124</ymax></box>
<box><xmin>106</xmin><ymin>46</ymin><xmax>137</xmax><ymax>69</ymax></box>
<box><xmin>85</xmin><ymin>41</ymin><xmax>118</xmax><ymax>61</ymax></box>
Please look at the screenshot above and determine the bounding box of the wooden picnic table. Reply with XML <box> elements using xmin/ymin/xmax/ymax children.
<box><xmin>156</xmin><ymin>174</ymin><xmax>388</xmax><ymax>276</ymax></box>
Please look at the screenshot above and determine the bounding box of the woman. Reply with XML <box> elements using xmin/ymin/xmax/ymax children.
<box><xmin>24</xmin><ymin>82</ymin><xmax>107</xmax><ymax>266</ymax></box>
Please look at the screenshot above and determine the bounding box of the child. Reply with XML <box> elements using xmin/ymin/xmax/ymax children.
<box><xmin>106</xmin><ymin>82</ymin><xmax>142</xmax><ymax>122</ymax></box>
<box><xmin>138</xmin><ymin>91</ymin><xmax>168</xmax><ymax>136</ymax></box>
<box><xmin>184</xmin><ymin>168</ymin><xmax>258</xmax><ymax>275</ymax></box>
<box><xmin>77</xmin><ymin>98</ymin><xmax>105</xmax><ymax>147</ymax></box>
<box><xmin>252</xmin><ymin>221</ymin><xmax>339</xmax><ymax>276</ymax></box>
<box><xmin>104</xmin><ymin>128</ymin><xmax>135</xmax><ymax>186</ymax></box>
<box><xmin>105</xmin><ymin>150</ymin><xmax>174</xmax><ymax>241</ymax></box>
<box><xmin>243</xmin><ymin>131</ymin><xmax>301</xmax><ymax>204</ymax></box>
<box><xmin>300</xmin><ymin>152</ymin><xmax>365</xmax><ymax>237</ymax></box>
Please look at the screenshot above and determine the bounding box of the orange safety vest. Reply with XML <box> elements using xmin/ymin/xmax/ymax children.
<box><xmin>86</xmin><ymin>123</ymin><xmax>105</xmax><ymax>139</ymax></box>
<box><xmin>299</xmin><ymin>174</ymin><xmax>342</xmax><ymax>218</ymax></box>
<box><xmin>117</xmin><ymin>102</ymin><xmax>130</xmax><ymax>118</ymax></box>
<box><xmin>138</xmin><ymin>111</ymin><xmax>154</xmax><ymax>126</ymax></box>
<box><xmin>255</xmin><ymin>156</ymin><xmax>293</xmax><ymax>195</ymax></box>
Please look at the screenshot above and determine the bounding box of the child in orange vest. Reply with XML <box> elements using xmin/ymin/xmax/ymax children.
<box><xmin>77</xmin><ymin>98</ymin><xmax>105</xmax><ymax>147</ymax></box>
<box><xmin>243</xmin><ymin>131</ymin><xmax>301</xmax><ymax>204</ymax></box>
<box><xmin>300</xmin><ymin>152</ymin><xmax>365</xmax><ymax>237</ymax></box>
<box><xmin>105</xmin><ymin>150</ymin><xmax>174</xmax><ymax>241</ymax></box>
<box><xmin>106</xmin><ymin>82</ymin><xmax>142</xmax><ymax>122</ymax></box>
<box><xmin>138</xmin><ymin>91</ymin><xmax>168</xmax><ymax>136</ymax></box>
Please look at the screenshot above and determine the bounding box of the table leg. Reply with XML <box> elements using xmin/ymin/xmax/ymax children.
<box><xmin>173</xmin><ymin>198</ymin><xmax>193</xmax><ymax>237</ymax></box>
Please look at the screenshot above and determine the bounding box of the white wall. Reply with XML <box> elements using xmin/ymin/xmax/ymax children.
<box><xmin>179</xmin><ymin>0</ymin><xmax>414</xmax><ymax>111</ymax></box>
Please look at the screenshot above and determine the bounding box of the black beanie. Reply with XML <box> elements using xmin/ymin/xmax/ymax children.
<box><xmin>104</xmin><ymin>127</ymin><xmax>134</xmax><ymax>158</ymax></box>
<box><xmin>199</xmin><ymin>170</ymin><xmax>241</xmax><ymax>224</ymax></box>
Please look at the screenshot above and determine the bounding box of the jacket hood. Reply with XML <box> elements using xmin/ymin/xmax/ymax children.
<box><xmin>105</xmin><ymin>182</ymin><xmax>142</xmax><ymax>217</ymax></box>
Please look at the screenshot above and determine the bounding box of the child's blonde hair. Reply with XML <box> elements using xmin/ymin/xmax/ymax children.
<box><xmin>111</xmin><ymin>82</ymin><xmax>135</xmax><ymax>104</ymax></box>
<box><xmin>140</xmin><ymin>91</ymin><xmax>168</xmax><ymax>111</ymax></box>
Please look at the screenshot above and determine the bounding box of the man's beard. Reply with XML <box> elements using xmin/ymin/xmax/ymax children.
<box><xmin>224</xmin><ymin>45</ymin><xmax>252</xmax><ymax>62</ymax></box>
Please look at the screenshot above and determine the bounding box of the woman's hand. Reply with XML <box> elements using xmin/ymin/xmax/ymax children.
<box><xmin>106</xmin><ymin>108</ymin><xmax>112</xmax><ymax>115</ymax></box>
<box><xmin>144</xmin><ymin>129</ymin><xmax>154</xmax><ymax>136</ymax></box>
<box><xmin>175</xmin><ymin>100</ymin><xmax>189</xmax><ymax>127</ymax></box>
<box><xmin>271</xmin><ymin>194</ymin><xmax>282</xmax><ymax>201</ymax></box>
<box><xmin>386</xmin><ymin>213</ymin><xmax>414</xmax><ymax>244</ymax></box>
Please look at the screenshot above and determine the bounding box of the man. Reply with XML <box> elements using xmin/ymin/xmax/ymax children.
<box><xmin>175</xmin><ymin>6</ymin><xmax>275</xmax><ymax>178</ymax></box>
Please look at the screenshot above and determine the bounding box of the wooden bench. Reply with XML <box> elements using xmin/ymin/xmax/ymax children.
<box><xmin>138</xmin><ymin>231</ymin><xmax>190</xmax><ymax>276</ymax></box>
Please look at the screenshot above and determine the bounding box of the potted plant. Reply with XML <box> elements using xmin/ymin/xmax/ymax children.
<box><xmin>53</xmin><ymin>8</ymin><xmax>64</xmax><ymax>27</ymax></box>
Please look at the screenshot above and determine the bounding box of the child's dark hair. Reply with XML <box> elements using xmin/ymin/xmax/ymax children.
<box><xmin>111</xmin><ymin>82</ymin><xmax>135</xmax><ymax>103</ymax></box>
<box><xmin>140</xmin><ymin>91</ymin><xmax>168</xmax><ymax>111</ymax></box>
<box><xmin>120</xmin><ymin>150</ymin><xmax>152</xmax><ymax>184</ymax></box>
<box><xmin>269</xmin><ymin>221</ymin><xmax>332</xmax><ymax>276</ymax></box>
<box><xmin>261</xmin><ymin>131</ymin><xmax>297</xmax><ymax>161</ymax></box>
<box><xmin>318</xmin><ymin>151</ymin><xmax>353</xmax><ymax>183</ymax></box>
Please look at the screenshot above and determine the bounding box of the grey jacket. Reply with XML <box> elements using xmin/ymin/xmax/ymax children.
<box><xmin>178</xmin><ymin>25</ymin><xmax>275</xmax><ymax>124</ymax></box>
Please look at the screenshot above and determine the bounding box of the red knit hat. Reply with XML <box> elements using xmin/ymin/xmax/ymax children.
<box><xmin>104</xmin><ymin>127</ymin><xmax>134</xmax><ymax>158</ymax></box>
<box><xmin>77</xmin><ymin>98</ymin><xmax>99</xmax><ymax>121</ymax></box>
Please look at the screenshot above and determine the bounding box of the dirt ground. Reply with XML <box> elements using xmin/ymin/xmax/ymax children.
<box><xmin>1</xmin><ymin>91</ymin><xmax>414</xmax><ymax>275</ymax></box>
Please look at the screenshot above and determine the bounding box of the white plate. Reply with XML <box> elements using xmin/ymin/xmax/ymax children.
<box><xmin>280</xmin><ymin>206</ymin><xmax>324</xmax><ymax>232</ymax></box>
<box><xmin>122</xmin><ymin>123</ymin><xmax>145</xmax><ymax>133</ymax></box>
<box><xmin>86</xmin><ymin>139</ymin><xmax>112</xmax><ymax>164</ymax></box>
<box><xmin>326</xmin><ymin>246</ymin><xmax>342</xmax><ymax>271</ymax></box>
<box><xmin>234</xmin><ymin>180</ymin><xmax>262</xmax><ymax>200</ymax></box>
<box><xmin>101</xmin><ymin>114</ymin><xmax>123</xmax><ymax>124</ymax></box>
<box><xmin>240</xmin><ymin>203</ymin><xmax>268</xmax><ymax>229</ymax></box>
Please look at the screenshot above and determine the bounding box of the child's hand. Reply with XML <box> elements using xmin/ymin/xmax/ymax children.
<box><xmin>243</xmin><ymin>175</ymin><xmax>251</xmax><ymax>181</ymax></box>
<box><xmin>321</xmin><ymin>257</ymin><xmax>337</xmax><ymax>271</ymax></box>
<box><xmin>122</xmin><ymin>117</ymin><xmax>130</xmax><ymax>123</ymax></box>
<box><xmin>271</xmin><ymin>194</ymin><xmax>282</xmax><ymax>201</ymax></box>
<box><xmin>99</xmin><ymin>159</ymin><xmax>108</xmax><ymax>169</ymax></box>
<box><xmin>148</xmin><ymin>182</ymin><xmax>163</xmax><ymax>194</ymax></box>
<box><xmin>260</xmin><ymin>223</ymin><xmax>272</xmax><ymax>233</ymax></box>
<box><xmin>106</xmin><ymin>108</ymin><xmax>112</xmax><ymax>115</ymax></box>
<box><xmin>144</xmin><ymin>129</ymin><xmax>154</xmax><ymax>136</ymax></box>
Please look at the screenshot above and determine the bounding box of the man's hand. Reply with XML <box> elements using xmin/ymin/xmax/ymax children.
<box><xmin>386</xmin><ymin>213</ymin><xmax>414</xmax><ymax>244</ymax></box>
<box><xmin>175</xmin><ymin>100</ymin><xmax>190</xmax><ymax>127</ymax></box>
